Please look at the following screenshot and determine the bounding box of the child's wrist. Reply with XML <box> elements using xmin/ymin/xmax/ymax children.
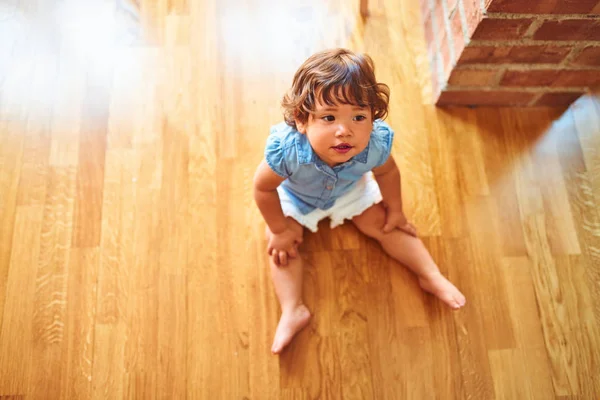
<box><xmin>269</xmin><ymin>221</ymin><xmax>289</xmax><ymax>235</ymax></box>
<box><xmin>386</xmin><ymin>203</ymin><xmax>404</xmax><ymax>213</ymax></box>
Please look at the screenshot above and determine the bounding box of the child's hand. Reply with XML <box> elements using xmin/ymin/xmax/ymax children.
<box><xmin>268</xmin><ymin>228</ymin><xmax>303</xmax><ymax>267</ymax></box>
<box><xmin>382</xmin><ymin>210</ymin><xmax>418</xmax><ymax>237</ymax></box>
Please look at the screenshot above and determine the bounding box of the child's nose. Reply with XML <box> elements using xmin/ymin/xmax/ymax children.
<box><xmin>335</xmin><ymin>123</ymin><xmax>350</xmax><ymax>136</ymax></box>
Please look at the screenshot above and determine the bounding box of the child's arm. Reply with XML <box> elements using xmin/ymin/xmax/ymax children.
<box><xmin>253</xmin><ymin>160</ymin><xmax>289</xmax><ymax>233</ymax></box>
<box><xmin>373</xmin><ymin>155</ymin><xmax>403</xmax><ymax>211</ymax></box>
<box><xmin>372</xmin><ymin>155</ymin><xmax>417</xmax><ymax>236</ymax></box>
<box><xmin>254</xmin><ymin>160</ymin><xmax>303</xmax><ymax>265</ymax></box>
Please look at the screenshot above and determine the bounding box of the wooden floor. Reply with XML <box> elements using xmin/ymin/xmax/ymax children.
<box><xmin>1</xmin><ymin>0</ymin><xmax>599</xmax><ymax>398</ymax></box>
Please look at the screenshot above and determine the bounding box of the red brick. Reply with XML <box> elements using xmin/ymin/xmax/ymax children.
<box><xmin>434</xmin><ymin>2</ymin><xmax>446</xmax><ymax>50</ymax></box>
<box><xmin>458</xmin><ymin>45</ymin><xmax>571</xmax><ymax>64</ymax></box>
<box><xmin>448</xmin><ymin>69</ymin><xmax>499</xmax><ymax>86</ymax></box>
<box><xmin>451</xmin><ymin>8</ymin><xmax>466</xmax><ymax>60</ymax></box>
<box><xmin>554</xmin><ymin>70</ymin><xmax>600</xmax><ymax>87</ymax></box>
<box><xmin>486</xmin><ymin>0</ymin><xmax>600</xmax><ymax>14</ymax></box>
<box><xmin>437</xmin><ymin>90</ymin><xmax>535</xmax><ymax>106</ymax></box>
<box><xmin>570</xmin><ymin>46</ymin><xmax>600</xmax><ymax>67</ymax></box>
<box><xmin>462</xmin><ymin>0</ymin><xmax>485</xmax><ymax>37</ymax></box>
<box><xmin>593</xmin><ymin>1</ymin><xmax>600</xmax><ymax>14</ymax></box>
<box><xmin>501</xmin><ymin>70</ymin><xmax>560</xmax><ymax>87</ymax></box>
<box><xmin>447</xmin><ymin>0</ymin><xmax>459</xmax><ymax>14</ymax></box>
<box><xmin>535</xmin><ymin>92</ymin><xmax>583</xmax><ymax>106</ymax></box>
<box><xmin>533</xmin><ymin>20</ymin><xmax>600</xmax><ymax>41</ymax></box>
<box><xmin>501</xmin><ymin>70</ymin><xmax>600</xmax><ymax>88</ymax></box>
<box><xmin>472</xmin><ymin>18</ymin><xmax>533</xmax><ymax>40</ymax></box>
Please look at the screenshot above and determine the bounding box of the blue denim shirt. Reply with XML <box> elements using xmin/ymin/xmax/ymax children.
<box><xmin>265</xmin><ymin>120</ymin><xmax>394</xmax><ymax>215</ymax></box>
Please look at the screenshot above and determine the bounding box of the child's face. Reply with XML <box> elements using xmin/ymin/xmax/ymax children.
<box><xmin>295</xmin><ymin>98</ymin><xmax>373</xmax><ymax>167</ymax></box>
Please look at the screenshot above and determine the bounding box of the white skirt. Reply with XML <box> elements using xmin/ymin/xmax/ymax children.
<box><xmin>277</xmin><ymin>172</ymin><xmax>382</xmax><ymax>233</ymax></box>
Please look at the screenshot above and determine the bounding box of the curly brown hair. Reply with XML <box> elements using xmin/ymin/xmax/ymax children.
<box><xmin>282</xmin><ymin>48</ymin><xmax>390</xmax><ymax>129</ymax></box>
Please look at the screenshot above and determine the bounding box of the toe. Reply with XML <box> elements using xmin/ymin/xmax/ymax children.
<box><xmin>271</xmin><ymin>338</ymin><xmax>284</xmax><ymax>354</ymax></box>
<box><xmin>453</xmin><ymin>294</ymin><xmax>466</xmax><ymax>308</ymax></box>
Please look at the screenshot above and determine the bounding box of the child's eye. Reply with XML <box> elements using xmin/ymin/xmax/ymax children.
<box><xmin>322</xmin><ymin>115</ymin><xmax>335</xmax><ymax>122</ymax></box>
<box><xmin>354</xmin><ymin>115</ymin><xmax>367</xmax><ymax>121</ymax></box>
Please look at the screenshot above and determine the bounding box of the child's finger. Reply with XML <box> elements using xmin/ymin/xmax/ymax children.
<box><xmin>279</xmin><ymin>251</ymin><xmax>288</xmax><ymax>266</ymax></box>
<box><xmin>289</xmin><ymin>246</ymin><xmax>298</xmax><ymax>258</ymax></box>
<box><xmin>402</xmin><ymin>224</ymin><xmax>417</xmax><ymax>237</ymax></box>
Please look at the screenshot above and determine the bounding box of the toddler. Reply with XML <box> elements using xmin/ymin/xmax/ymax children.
<box><xmin>253</xmin><ymin>48</ymin><xmax>466</xmax><ymax>354</ymax></box>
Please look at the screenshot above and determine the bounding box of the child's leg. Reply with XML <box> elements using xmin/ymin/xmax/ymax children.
<box><xmin>266</xmin><ymin>217</ymin><xmax>311</xmax><ymax>354</ymax></box>
<box><xmin>352</xmin><ymin>204</ymin><xmax>466</xmax><ymax>309</ymax></box>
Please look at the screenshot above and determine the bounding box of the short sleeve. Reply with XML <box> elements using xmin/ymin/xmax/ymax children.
<box><xmin>372</xmin><ymin>121</ymin><xmax>395</xmax><ymax>167</ymax></box>
<box><xmin>265</xmin><ymin>133</ymin><xmax>290</xmax><ymax>178</ymax></box>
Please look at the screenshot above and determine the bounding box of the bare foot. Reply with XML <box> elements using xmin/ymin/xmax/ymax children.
<box><xmin>418</xmin><ymin>272</ymin><xmax>466</xmax><ymax>309</ymax></box>
<box><xmin>271</xmin><ymin>304</ymin><xmax>311</xmax><ymax>354</ymax></box>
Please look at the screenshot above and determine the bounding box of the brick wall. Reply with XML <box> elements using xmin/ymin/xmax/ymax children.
<box><xmin>422</xmin><ymin>0</ymin><xmax>600</xmax><ymax>106</ymax></box>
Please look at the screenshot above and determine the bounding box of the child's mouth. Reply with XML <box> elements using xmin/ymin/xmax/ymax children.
<box><xmin>332</xmin><ymin>144</ymin><xmax>353</xmax><ymax>154</ymax></box>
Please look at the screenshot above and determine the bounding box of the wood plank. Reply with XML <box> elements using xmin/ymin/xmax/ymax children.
<box><xmin>522</xmin><ymin>214</ymin><xmax>579</xmax><ymax>396</ymax></box>
<box><xmin>557</xmin><ymin>101</ymin><xmax>600</xmax><ymax>330</ymax></box>
<box><xmin>155</xmin><ymin>43</ymin><xmax>190</xmax><ymax>399</ymax></box>
<box><xmin>464</xmin><ymin>196</ymin><xmax>517</xmax><ymax>350</ymax></box>
<box><xmin>365</xmin><ymin>244</ymin><xmax>401</xmax><ymax>400</ymax></box>
<box><xmin>155</xmin><ymin>123</ymin><xmax>187</xmax><ymax>396</ymax></box>
<box><xmin>28</xmin><ymin>167</ymin><xmax>76</xmax><ymax>399</ymax></box>
<box><xmin>0</xmin><ymin>48</ymin><xmax>31</xmax><ymax>330</ymax></box>
<box><xmin>248</xmin><ymin>226</ymin><xmax>281</xmax><ymax>400</ymax></box>
<box><xmin>477</xmin><ymin>109</ymin><xmax>529</xmax><ymax>257</ymax></box>
<box><xmin>572</xmin><ymin>95</ymin><xmax>600</xmax><ymax>210</ymax></box>
<box><xmin>184</xmin><ymin>4</ymin><xmax>223</xmax><ymax>391</ymax></box>
<box><xmin>59</xmin><ymin>247</ymin><xmax>99</xmax><ymax>399</ymax></box>
<box><xmin>501</xmin><ymin>257</ymin><xmax>555</xmax><ymax>398</ymax></box>
<box><xmin>427</xmin><ymin>109</ymin><xmax>469</xmax><ymax>238</ymax></box>
<box><xmin>279</xmin><ymin>252</ymin><xmax>343</xmax><ymax>399</ymax></box>
<box><xmin>554</xmin><ymin>255</ymin><xmax>600</xmax><ymax>396</ymax></box>
<box><xmin>0</xmin><ymin>206</ymin><xmax>44</xmax><ymax>394</ymax></box>
<box><xmin>71</xmin><ymin>64</ymin><xmax>112</xmax><ymax>248</ymax></box>
<box><xmin>444</xmin><ymin>238</ymin><xmax>496</xmax><ymax>399</ymax></box>
<box><xmin>447</xmin><ymin>108</ymin><xmax>491</xmax><ymax>197</ymax></box>
<box><xmin>49</xmin><ymin>61</ymin><xmax>85</xmax><ymax>168</ymax></box>
<box><xmin>530</xmin><ymin>110</ymin><xmax>583</xmax><ymax>256</ymax></box>
<box><xmin>0</xmin><ymin>121</ymin><xmax>24</xmax><ymax>330</ymax></box>
<box><xmin>15</xmin><ymin>60</ymin><xmax>54</xmax><ymax>207</ymax></box>
<box><xmin>332</xmin><ymin>251</ymin><xmax>373</xmax><ymax>399</ymax></box>
<box><xmin>90</xmin><ymin>149</ymin><xmax>136</xmax><ymax>399</ymax></box>
<box><xmin>489</xmin><ymin>349</ymin><xmax>536</xmax><ymax>400</ymax></box>
<box><xmin>122</xmin><ymin>186</ymin><xmax>160</xmax><ymax>400</ymax></box>
<box><xmin>424</xmin><ymin>237</ymin><xmax>466</xmax><ymax>400</ymax></box>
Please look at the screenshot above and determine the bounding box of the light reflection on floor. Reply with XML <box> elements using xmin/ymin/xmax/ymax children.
<box><xmin>0</xmin><ymin>0</ymin><xmax>141</xmax><ymax>119</ymax></box>
<box><xmin>1</xmin><ymin>0</ymin><xmax>368</xmax><ymax>121</ymax></box>
<box><xmin>218</xmin><ymin>2</ymin><xmax>359</xmax><ymax>74</ymax></box>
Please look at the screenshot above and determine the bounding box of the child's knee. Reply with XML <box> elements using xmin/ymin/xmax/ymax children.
<box><xmin>353</xmin><ymin>217</ymin><xmax>384</xmax><ymax>241</ymax></box>
<box><xmin>285</xmin><ymin>217</ymin><xmax>305</xmax><ymax>238</ymax></box>
<box><xmin>365</xmin><ymin>223</ymin><xmax>385</xmax><ymax>241</ymax></box>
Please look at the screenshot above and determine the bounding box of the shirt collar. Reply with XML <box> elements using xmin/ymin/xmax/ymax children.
<box><xmin>295</xmin><ymin>133</ymin><xmax>370</xmax><ymax>165</ymax></box>
<box><xmin>296</xmin><ymin>134</ymin><xmax>313</xmax><ymax>164</ymax></box>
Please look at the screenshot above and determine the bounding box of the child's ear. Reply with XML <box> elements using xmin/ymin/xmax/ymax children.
<box><xmin>295</xmin><ymin>119</ymin><xmax>307</xmax><ymax>134</ymax></box>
